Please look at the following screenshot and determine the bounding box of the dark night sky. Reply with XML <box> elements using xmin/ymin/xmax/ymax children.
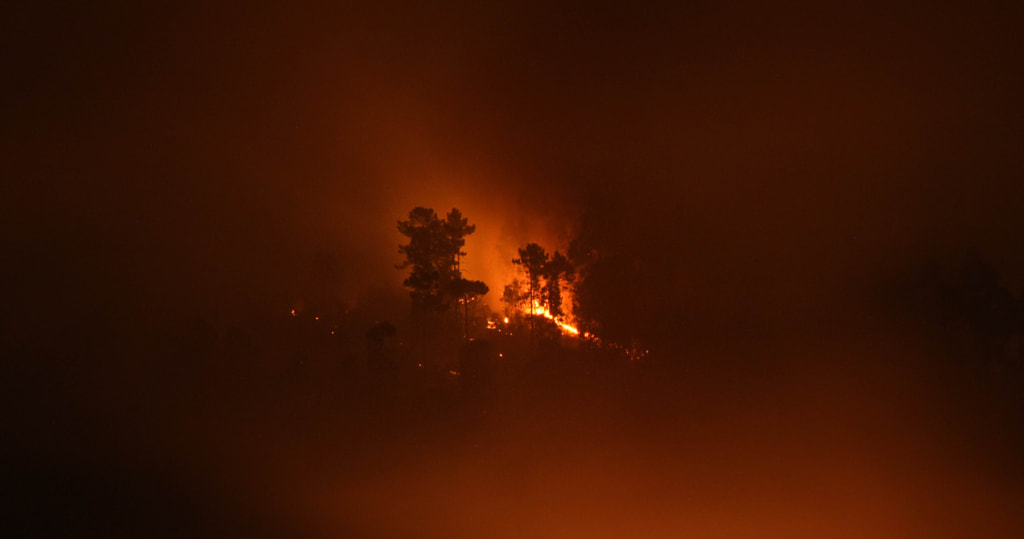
<box><xmin>4</xmin><ymin>1</ymin><xmax>1024</xmax><ymax>330</ymax></box>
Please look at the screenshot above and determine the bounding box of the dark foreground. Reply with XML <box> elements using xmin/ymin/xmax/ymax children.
<box><xmin>6</xmin><ymin>321</ymin><xmax>1024</xmax><ymax>538</ymax></box>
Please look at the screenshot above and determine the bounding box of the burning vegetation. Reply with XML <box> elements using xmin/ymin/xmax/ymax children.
<box><xmin>392</xmin><ymin>206</ymin><xmax>648</xmax><ymax>364</ymax></box>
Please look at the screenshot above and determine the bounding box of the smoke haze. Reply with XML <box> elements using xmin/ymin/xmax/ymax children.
<box><xmin>3</xmin><ymin>1</ymin><xmax>1024</xmax><ymax>537</ymax></box>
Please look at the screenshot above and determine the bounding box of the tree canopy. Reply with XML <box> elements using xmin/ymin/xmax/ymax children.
<box><xmin>513</xmin><ymin>243</ymin><xmax>548</xmax><ymax>312</ymax></box>
<box><xmin>397</xmin><ymin>207</ymin><xmax>486</xmax><ymax>327</ymax></box>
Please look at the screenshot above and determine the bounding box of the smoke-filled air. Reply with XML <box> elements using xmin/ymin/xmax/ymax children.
<box><xmin>4</xmin><ymin>2</ymin><xmax>1024</xmax><ymax>538</ymax></box>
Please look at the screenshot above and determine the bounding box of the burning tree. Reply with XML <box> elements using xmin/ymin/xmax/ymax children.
<box><xmin>498</xmin><ymin>216</ymin><xmax>652</xmax><ymax>358</ymax></box>
<box><xmin>543</xmin><ymin>251</ymin><xmax>573</xmax><ymax>318</ymax></box>
<box><xmin>502</xmin><ymin>278</ymin><xmax>528</xmax><ymax>319</ymax></box>
<box><xmin>509</xmin><ymin>243</ymin><xmax>582</xmax><ymax>341</ymax></box>
<box><xmin>513</xmin><ymin>243</ymin><xmax>548</xmax><ymax>342</ymax></box>
<box><xmin>513</xmin><ymin>243</ymin><xmax>548</xmax><ymax>311</ymax></box>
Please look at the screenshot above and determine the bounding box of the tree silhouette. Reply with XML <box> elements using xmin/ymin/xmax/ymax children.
<box><xmin>442</xmin><ymin>208</ymin><xmax>476</xmax><ymax>330</ymax></box>
<box><xmin>502</xmin><ymin>279</ymin><xmax>528</xmax><ymax>320</ymax></box>
<box><xmin>513</xmin><ymin>242</ymin><xmax>548</xmax><ymax>343</ymax></box>
<box><xmin>543</xmin><ymin>250</ymin><xmax>572</xmax><ymax>318</ymax></box>
<box><xmin>442</xmin><ymin>208</ymin><xmax>475</xmax><ymax>276</ymax></box>
<box><xmin>397</xmin><ymin>206</ymin><xmax>486</xmax><ymax>342</ymax></box>
<box><xmin>397</xmin><ymin>207</ymin><xmax>446</xmax><ymax>312</ymax></box>
<box><xmin>447</xmin><ymin>278</ymin><xmax>489</xmax><ymax>340</ymax></box>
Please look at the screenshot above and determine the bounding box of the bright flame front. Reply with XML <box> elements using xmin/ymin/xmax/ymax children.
<box><xmin>526</xmin><ymin>300</ymin><xmax>580</xmax><ymax>336</ymax></box>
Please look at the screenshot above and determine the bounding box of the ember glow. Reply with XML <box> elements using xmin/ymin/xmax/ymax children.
<box><xmin>526</xmin><ymin>300</ymin><xmax>580</xmax><ymax>336</ymax></box>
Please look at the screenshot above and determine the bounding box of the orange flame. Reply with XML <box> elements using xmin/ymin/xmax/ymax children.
<box><xmin>526</xmin><ymin>300</ymin><xmax>580</xmax><ymax>336</ymax></box>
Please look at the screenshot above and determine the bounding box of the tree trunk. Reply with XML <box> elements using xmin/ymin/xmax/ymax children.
<box><xmin>529</xmin><ymin>278</ymin><xmax>535</xmax><ymax>346</ymax></box>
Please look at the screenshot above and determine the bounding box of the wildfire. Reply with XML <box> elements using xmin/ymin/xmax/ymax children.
<box><xmin>490</xmin><ymin>301</ymin><xmax>648</xmax><ymax>361</ymax></box>
<box><xmin>526</xmin><ymin>300</ymin><xmax>580</xmax><ymax>336</ymax></box>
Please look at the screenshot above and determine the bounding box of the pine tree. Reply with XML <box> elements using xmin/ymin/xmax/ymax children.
<box><xmin>513</xmin><ymin>242</ymin><xmax>548</xmax><ymax>343</ymax></box>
